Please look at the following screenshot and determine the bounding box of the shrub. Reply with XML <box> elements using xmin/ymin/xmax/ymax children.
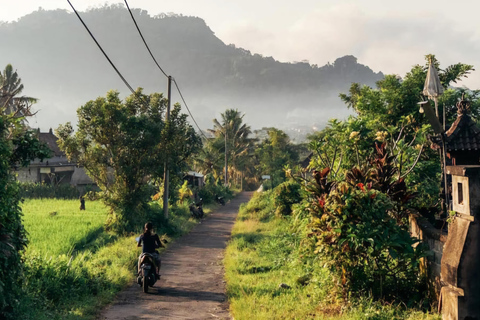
<box><xmin>310</xmin><ymin>184</ymin><xmax>425</xmax><ymax>301</ymax></box>
<box><xmin>197</xmin><ymin>174</ymin><xmax>233</xmax><ymax>204</ymax></box>
<box><xmin>178</xmin><ymin>181</ymin><xmax>193</xmax><ymax>204</ymax></box>
<box><xmin>273</xmin><ymin>180</ymin><xmax>302</xmax><ymax>216</ymax></box>
<box><xmin>18</xmin><ymin>182</ymin><xmax>79</xmax><ymax>199</ymax></box>
<box><xmin>301</xmin><ymin>144</ymin><xmax>426</xmax><ymax>303</ymax></box>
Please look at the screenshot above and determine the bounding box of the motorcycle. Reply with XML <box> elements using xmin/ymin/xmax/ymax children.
<box><xmin>189</xmin><ymin>198</ymin><xmax>204</xmax><ymax>219</ymax></box>
<box><xmin>137</xmin><ymin>252</ymin><xmax>159</xmax><ymax>293</ymax></box>
<box><xmin>215</xmin><ymin>195</ymin><xmax>226</xmax><ymax>206</ymax></box>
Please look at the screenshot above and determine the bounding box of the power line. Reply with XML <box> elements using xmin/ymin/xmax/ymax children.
<box><xmin>173</xmin><ymin>78</ymin><xmax>208</xmax><ymax>139</ymax></box>
<box><xmin>123</xmin><ymin>0</ymin><xmax>169</xmax><ymax>79</ymax></box>
<box><xmin>67</xmin><ymin>0</ymin><xmax>136</xmax><ymax>95</ymax></box>
<box><xmin>69</xmin><ymin>0</ymin><xmax>207</xmax><ymax>138</ymax></box>
<box><xmin>123</xmin><ymin>0</ymin><xmax>207</xmax><ymax>139</ymax></box>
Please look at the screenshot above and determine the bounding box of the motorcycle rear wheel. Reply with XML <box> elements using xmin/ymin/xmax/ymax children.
<box><xmin>143</xmin><ymin>275</ymin><xmax>149</xmax><ymax>293</ymax></box>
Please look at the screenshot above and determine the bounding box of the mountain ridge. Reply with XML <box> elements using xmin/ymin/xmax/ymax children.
<box><xmin>0</xmin><ymin>5</ymin><xmax>384</xmax><ymax>131</ymax></box>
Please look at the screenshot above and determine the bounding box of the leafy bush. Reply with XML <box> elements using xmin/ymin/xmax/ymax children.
<box><xmin>302</xmin><ymin>144</ymin><xmax>427</xmax><ymax>303</ymax></box>
<box><xmin>310</xmin><ymin>184</ymin><xmax>425</xmax><ymax>300</ymax></box>
<box><xmin>0</xmin><ymin>122</ymin><xmax>28</xmax><ymax>318</ymax></box>
<box><xmin>177</xmin><ymin>180</ymin><xmax>193</xmax><ymax>204</ymax></box>
<box><xmin>273</xmin><ymin>180</ymin><xmax>302</xmax><ymax>216</ymax></box>
<box><xmin>197</xmin><ymin>174</ymin><xmax>233</xmax><ymax>204</ymax></box>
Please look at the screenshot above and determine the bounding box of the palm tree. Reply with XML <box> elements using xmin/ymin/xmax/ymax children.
<box><xmin>194</xmin><ymin>139</ymin><xmax>224</xmax><ymax>179</ymax></box>
<box><xmin>0</xmin><ymin>64</ymin><xmax>37</xmax><ymax>118</ymax></box>
<box><xmin>208</xmin><ymin>109</ymin><xmax>255</xmax><ymax>186</ymax></box>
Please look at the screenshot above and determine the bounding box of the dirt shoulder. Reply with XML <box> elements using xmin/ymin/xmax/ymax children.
<box><xmin>98</xmin><ymin>192</ymin><xmax>253</xmax><ymax>320</ymax></box>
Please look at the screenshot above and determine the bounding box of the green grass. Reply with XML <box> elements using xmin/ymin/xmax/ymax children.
<box><xmin>224</xmin><ymin>191</ymin><xmax>441</xmax><ymax>320</ymax></box>
<box><xmin>17</xmin><ymin>198</ymin><xmax>204</xmax><ymax>320</ymax></box>
<box><xmin>22</xmin><ymin>199</ymin><xmax>110</xmax><ymax>257</ymax></box>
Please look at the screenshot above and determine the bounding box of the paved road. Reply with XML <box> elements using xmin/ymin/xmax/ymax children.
<box><xmin>99</xmin><ymin>192</ymin><xmax>252</xmax><ymax>320</ymax></box>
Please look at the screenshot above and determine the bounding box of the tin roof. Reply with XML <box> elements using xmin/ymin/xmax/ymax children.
<box><xmin>445</xmin><ymin>114</ymin><xmax>480</xmax><ymax>152</ymax></box>
<box><xmin>187</xmin><ymin>171</ymin><xmax>204</xmax><ymax>178</ymax></box>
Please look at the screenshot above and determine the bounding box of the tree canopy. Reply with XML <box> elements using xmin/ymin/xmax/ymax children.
<box><xmin>0</xmin><ymin>64</ymin><xmax>50</xmax><ymax>319</ymax></box>
<box><xmin>57</xmin><ymin>89</ymin><xmax>201</xmax><ymax>232</ymax></box>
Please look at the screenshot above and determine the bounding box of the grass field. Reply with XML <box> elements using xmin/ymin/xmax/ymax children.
<box><xmin>22</xmin><ymin>199</ymin><xmax>110</xmax><ymax>257</ymax></box>
<box><xmin>18</xmin><ymin>198</ymin><xmax>200</xmax><ymax>320</ymax></box>
<box><xmin>224</xmin><ymin>191</ymin><xmax>442</xmax><ymax>320</ymax></box>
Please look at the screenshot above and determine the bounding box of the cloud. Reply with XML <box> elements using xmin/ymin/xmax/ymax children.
<box><xmin>217</xmin><ymin>2</ymin><xmax>480</xmax><ymax>88</ymax></box>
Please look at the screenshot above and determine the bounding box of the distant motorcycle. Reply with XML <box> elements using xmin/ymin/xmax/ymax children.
<box><xmin>215</xmin><ymin>195</ymin><xmax>226</xmax><ymax>206</ymax></box>
<box><xmin>189</xmin><ymin>198</ymin><xmax>204</xmax><ymax>219</ymax></box>
<box><xmin>137</xmin><ymin>252</ymin><xmax>159</xmax><ymax>293</ymax></box>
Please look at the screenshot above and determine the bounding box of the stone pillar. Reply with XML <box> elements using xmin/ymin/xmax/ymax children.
<box><xmin>441</xmin><ymin>166</ymin><xmax>480</xmax><ymax>320</ymax></box>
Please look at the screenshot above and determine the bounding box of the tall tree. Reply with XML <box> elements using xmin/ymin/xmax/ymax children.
<box><xmin>0</xmin><ymin>64</ymin><xmax>37</xmax><ymax>118</ymax></box>
<box><xmin>0</xmin><ymin>65</ymin><xmax>50</xmax><ymax>320</ymax></box>
<box><xmin>194</xmin><ymin>139</ymin><xmax>224</xmax><ymax>180</ymax></box>
<box><xmin>208</xmin><ymin>109</ymin><xmax>254</xmax><ymax>186</ymax></box>
<box><xmin>56</xmin><ymin>89</ymin><xmax>201</xmax><ymax>232</ymax></box>
<box><xmin>310</xmin><ymin>54</ymin><xmax>476</xmax><ymax>211</ymax></box>
<box><xmin>255</xmin><ymin>128</ymin><xmax>299</xmax><ymax>187</ymax></box>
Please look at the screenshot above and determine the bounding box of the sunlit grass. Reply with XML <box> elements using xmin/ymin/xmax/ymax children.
<box><xmin>18</xmin><ymin>198</ymin><xmax>202</xmax><ymax>320</ymax></box>
<box><xmin>22</xmin><ymin>199</ymin><xmax>109</xmax><ymax>257</ymax></box>
<box><xmin>224</xmin><ymin>192</ymin><xmax>442</xmax><ymax>320</ymax></box>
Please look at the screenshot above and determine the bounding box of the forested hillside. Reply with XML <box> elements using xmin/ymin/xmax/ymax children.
<box><xmin>0</xmin><ymin>4</ymin><xmax>383</xmax><ymax>130</ymax></box>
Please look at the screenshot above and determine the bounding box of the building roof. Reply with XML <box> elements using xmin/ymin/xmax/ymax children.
<box><xmin>445</xmin><ymin>114</ymin><xmax>480</xmax><ymax>152</ymax></box>
<box><xmin>38</xmin><ymin>128</ymin><xmax>64</xmax><ymax>157</ymax></box>
<box><xmin>187</xmin><ymin>171</ymin><xmax>204</xmax><ymax>178</ymax></box>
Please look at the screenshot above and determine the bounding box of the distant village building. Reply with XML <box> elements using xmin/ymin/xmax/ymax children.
<box><xmin>184</xmin><ymin>171</ymin><xmax>204</xmax><ymax>188</ymax></box>
<box><xmin>16</xmin><ymin>128</ymin><xmax>95</xmax><ymax>188</ymax></box>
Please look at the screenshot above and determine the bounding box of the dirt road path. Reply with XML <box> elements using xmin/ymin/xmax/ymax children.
<box><xmin>99</xmin><ymin>192</ymin><xmax>252</xmax><ymax>320</ymax></box>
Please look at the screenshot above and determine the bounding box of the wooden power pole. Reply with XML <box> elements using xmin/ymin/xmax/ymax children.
<box><xmin>163</xmin><ymin>76</ymin><xmax>172</xmax><ymax>218</ymax></box>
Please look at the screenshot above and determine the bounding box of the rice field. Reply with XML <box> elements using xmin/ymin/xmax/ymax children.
<box><xmin>18</xmin><ymin>198</ymin><xmax>199</xmax><ymax>319</ymax></box>
<box><xmin>21</xmin><ymin>199</ymin><xmax>109</xmax><ymax>258</ymax></box>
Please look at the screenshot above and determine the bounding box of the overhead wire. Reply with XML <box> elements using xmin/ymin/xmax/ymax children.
<box><xmin>172</xmin><ymin>78</ymin><xmax>208</xmax><ymax>139</ymax></box>
<box><xmin>123</xmin><ymin>0</ymin><xmax>208</xmax><ymax>139</ymax></box>
<box><xmin>67</xmin><ymin>0</ymin><xmax>136</xmax><ymax>95</ymax></box>
<box><xmin>123</xmin><ymin>0</ymin><xmax>169</xmax><ymax>79</ymax></box>
<box><xmin>68</xmin><ymin>0</ymin><xmax>208</xmax><ymax>138</ymax></box>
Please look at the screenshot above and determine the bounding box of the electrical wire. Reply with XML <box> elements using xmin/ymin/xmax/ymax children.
<box><xmin>173</xmin><ymin>78</ymin><xmax>208</xmax><ymax>139</ymax></box>
<box><xmin>67</xmin><ymin>0</ymin><xmax>136</xmax><ymax>95</ymax></box>
<box><xmin>123</xmin><ymin>0</ymin><xmax>207</xmax><ymax>138</ymax></box>
<box><xmin>69</xmin><ymin>0</ymin><xmax>207</xmax><ymax>137</ymax></box>
<box><xmin>123</xmin><ymin>0</ymin><xmax>169</xmax><ymax>79</ymax></box>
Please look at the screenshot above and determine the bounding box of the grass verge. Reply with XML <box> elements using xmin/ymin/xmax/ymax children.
<box><xmin>224</xmin><ymin>191</ymin><xmax>441</xmax><ymax>320</ymax></box>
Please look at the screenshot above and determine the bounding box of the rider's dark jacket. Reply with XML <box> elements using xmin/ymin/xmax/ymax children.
<box><xmin>138</xmin><ymin>233</ymin><xmax>161</xmax><ymax>254</ymax></box>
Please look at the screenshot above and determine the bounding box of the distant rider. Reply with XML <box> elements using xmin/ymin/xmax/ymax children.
<box><xmin>137</xmin><ymin>222</ymin><xmax>163</xmax><ymax>278</ymax></box>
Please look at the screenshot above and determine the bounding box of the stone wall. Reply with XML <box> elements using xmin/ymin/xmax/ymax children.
<box><xmin>410</xmin><ymin>214</ymin><xmax>448</xmax><ymax>297</ymax></box>
<box><xmin>16</xmin><ymin>167</ymin><xmax>39</xmax><ymax>183</ymax></box>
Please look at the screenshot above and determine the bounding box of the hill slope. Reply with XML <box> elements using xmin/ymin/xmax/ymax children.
<box><xmin>0</xmin><ymin>5</ymin><xmax>383</xmax><ymax>131</ymax></box>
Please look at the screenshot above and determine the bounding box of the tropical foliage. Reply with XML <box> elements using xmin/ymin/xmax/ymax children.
<box><xmin>206</xmin><ymin>108</ymin><xmax>254</xmax><ymax>186</ymax></box>
<box><xmin>56</xmin><ymin>89</ymin><xmax>201</xmax><ymax>232</ymax></box>
<box><xmin>0</xmin><ymin>64</ymin><xmax>37</xmax><ymax>118</ymax></box>
<box><xmin>0</xmin><ymin>65</ymin><xmax>50</xmax><ymax>319</ymax></box>
<box><xmin>299</xmin><ymin>144</ymin><xmax>425</xmax><ymax>301</ymax></box>
<box><xmin>255</xmin><ymin>128</ymin><xmax>299</xmax><ymax>188</ymax></box>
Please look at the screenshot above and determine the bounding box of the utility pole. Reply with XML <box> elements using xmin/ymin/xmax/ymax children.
<box><xmin>224</xmin><ymin>128</ymin><xmax>228</xmax><ymax>185</ymax></box>
<box><xmin>163</xmin><ymin>76</ymin><xmax>172</xmax><ymax>219</ymax></box>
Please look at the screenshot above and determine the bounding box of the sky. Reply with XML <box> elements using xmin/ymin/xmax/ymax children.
<box><xmin>1</xmin><ymin>0</ymin><xmax>480</xmax><ymax>88</ymax></box>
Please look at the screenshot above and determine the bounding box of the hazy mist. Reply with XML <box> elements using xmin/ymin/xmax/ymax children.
<box><xmin>0</xmin><ymin>6</ymin><xmax>384</xmax><ymax>137</ymax></box>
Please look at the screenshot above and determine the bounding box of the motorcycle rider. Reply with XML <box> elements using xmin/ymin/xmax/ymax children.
<box><xmin>137</xmin><ymin>222</ymin><xmax>163</xmax><ymax>279</ymax></box>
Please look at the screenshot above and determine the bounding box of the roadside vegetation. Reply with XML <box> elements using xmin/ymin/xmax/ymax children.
<box><xmin>17</xmin><ymin>198</ymin><xmax>204</xmax><ymax>320</ymax></box>
<box><xmin>225</xmin><ymin>191</ymin><xmax>440</xmax><ymax>320</ymax></box>
<box><xmin>0</xmin><ymin>64</ymin><xmax>234</xmax><ymax>319</ymax></box>
<box><xmin>225</xmin><ymin>56</ymin><xmax>479</xmax><ymax>319</ymax></box>
<box><xmin>3</xmin><ymin>52</ymin><xmax>479</xmax><ymax>319</ymax></box>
